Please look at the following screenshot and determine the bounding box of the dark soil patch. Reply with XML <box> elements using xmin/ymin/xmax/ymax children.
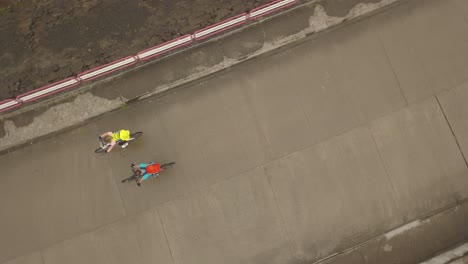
<box><xmin>0</xmin><ymin>0</ymin><xmax>272</xmax><ymax>100</ymax></box>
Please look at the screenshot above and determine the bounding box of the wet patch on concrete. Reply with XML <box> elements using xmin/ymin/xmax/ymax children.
<box><xmin>262</xmin><ymin>6</ymin><xmax>311</xmax><ymax>43</ymax></box>
<box><xmin>220</xmin><ymin>24</ymin><xmax>266</xmax><ymax>60</ymax></box>
<box><xmin>118</xmin><ymin>41</ymin><xmax>224</xmax><ymax>99</ymax></box>
<box><xmin>89</xmin><ymin>79</ymin><xmax>122</xmax><ymax>101</ymax></box>
<box><xmin>319</xmin><ymin>0</ymin><xmax>382</xmax><ymax>17</ymax></box>
<box><xmin>0</xmin><ymin>93</ymin><xmax>121</xmax><ymax>151</ymax></box>
<box><xmin>5</xmin><ymin>95</ymin><xmax>80</xmax><ymax>128</ymax></box>
<box><xmin>6</xmin><ymin>108</ymin><xmax>48</xmax><ymax>128</ymax></box>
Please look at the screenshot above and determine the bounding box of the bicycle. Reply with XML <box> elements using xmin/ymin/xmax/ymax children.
<box><xmin>94</xmin><ymin>132</ymin><xmax>143</xmax><ymax>153</ymax></box>
<box><xmin>121</xmin><ymin>162</ymin><xmax>175</xmax><ymax>186</ymax></box>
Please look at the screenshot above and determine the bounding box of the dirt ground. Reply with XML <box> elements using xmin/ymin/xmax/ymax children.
<box><xmin>0</xmin><ymin>0</ymin><xmax>272</xmax><ymax>101</ymax></box>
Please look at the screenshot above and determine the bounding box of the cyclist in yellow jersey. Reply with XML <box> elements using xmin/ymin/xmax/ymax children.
<box><xmin>99</xmin><ymin>129</ymin><xmax>131</xmax><ymax>153</ymax></box>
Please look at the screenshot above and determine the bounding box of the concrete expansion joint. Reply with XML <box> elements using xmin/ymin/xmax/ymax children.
<box><xmin>435</xmin><ymin>95</ymin><xmax>468</xmax><ymax>168</ymax></box>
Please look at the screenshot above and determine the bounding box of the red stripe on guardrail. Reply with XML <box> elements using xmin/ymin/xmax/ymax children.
<box><xmin>0</xmin><ymin>99</ymin><xmax>21</xmax><ymax>113</ymax></box>
<box><xmin>249</xmin><ymin>0</ymin><xmax>299</xmax><ymax>19</ymax></box>
<box><xmin>194</xmin><ymin>13</ymin><xmax>248</xmax><ymax>40</ymax></box>
<box><xmin>78</xmin><ymin>56</ymin><xmax>137</xmax><ymax>82</ymax></box>
<box><xmin>16</xmin><ymin>77</ymin><xmax>80</xmax><ymax>103</ymax></box>
<box><xmin>137</xmin><ymin>35</ymin><xmax>193</xmax><ymax>61</ymax></box>
<box><xmin>1</xmin><ymin>0</ymin><xmax>302</xmax><ymax>115</ymax></box>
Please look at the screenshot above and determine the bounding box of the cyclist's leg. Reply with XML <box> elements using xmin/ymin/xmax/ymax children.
<box><xmin>139</xmin><ymin>163</ymin><xmax>149</xmax><ymax>169</ymax></box>
<box><xmin>141</xmin><ymin>173</ymin><xmax>152</xmax><ymax>182</ymax></box>
<box><xmin>120</xmin><ymin>140</ymin><xmax>129</xmax><ymax>148</ymax></box>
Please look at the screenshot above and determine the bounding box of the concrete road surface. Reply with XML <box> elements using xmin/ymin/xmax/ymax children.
<box><xmin>2</xmin><ymin>0</ymin><xmax>468</xmax><ymax>263</ymax></box>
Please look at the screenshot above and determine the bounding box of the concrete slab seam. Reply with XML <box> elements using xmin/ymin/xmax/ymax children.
<box><xmin>368</xmin><ymin>126</ymin><xmax>402</xmax><ymax>215</ymax></box>
<box><xmin>261</xmin><ymin>165</ymin><xmax>297</xmax><ymax>258</ymax></box>
<box><xmin>154</xmin><ymin>209</ymin><xmax>176</xmax><ymax>264</ymax></box>
<box><xmin>376</xmin><ymin>31</ymin><xmax>409</xmax><ymax>106</ymax></box>
<box><xmin>435</xmin><ymin>95</ymin><xmax>468</xmax><ymax>168</ymax></box>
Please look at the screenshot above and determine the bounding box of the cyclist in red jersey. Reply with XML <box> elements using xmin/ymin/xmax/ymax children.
<box><xmin>131</xmin><ymin>162</ymin><xmax>162</xmax><ymax>186</ymax></box>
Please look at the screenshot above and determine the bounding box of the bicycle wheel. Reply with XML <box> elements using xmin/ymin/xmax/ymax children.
<box><xmin>129</xmin><ymin>132</ymin><xmax>143</xmax><ymax>141</ymax></box>
<box><xmin>121</xmin><ymin>175</ymin><xmax>136</xmax><ymax>183</ymax></box>
<box><xmin>95</xmin><ymin>147</ymin><xmax>106</xmax><ymax>153</ymax></box>
<box><xmin>161</xmin><ymin>162</ymin><xmax>175</xmax><ymax>169</ymax></box>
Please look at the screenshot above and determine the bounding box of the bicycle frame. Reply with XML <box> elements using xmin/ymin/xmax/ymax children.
<box><xmin>98</xmin><ymin>139</ymin><xmax>111</xmax><ymax>150</ymax></box>
<box><xmin>98</xmin><ymin>138</ymin><xmax>127</xmax><ymax>149</ymax></box>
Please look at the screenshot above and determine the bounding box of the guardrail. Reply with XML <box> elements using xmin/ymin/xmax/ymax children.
<box><xmin>16</xmin><ymin>78</ymin><xmax>80</xmax><ymax>103</ymax></box>
<box><xmin>249</xmin><ymin>0</ymin><xmax>299</xmax><ymax>19</ymax></box>
<box><xmin>0</xmin><ymin>99</ymin><xmax>21</xmax><ymax>112</ymax></box>
<box><xmin>193</xmin><ymin>13</ymin><xmax>248</xmax><ymax>40</ymax></box>
<box><xmin>77</xmin><ymin>56</ymin><xmax>138</xmax><ymax>82</ymax></box>
<box><xmin>137</xmin><ymin>35</ymin><xmax>193</xmax><ymax>61</ymax></box>
<box><xmin>0</xmin><ymin>0</ymin><xmax>299</xmax><ymax>114</ymax></box>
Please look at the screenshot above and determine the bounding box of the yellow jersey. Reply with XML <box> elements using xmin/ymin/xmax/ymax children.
<box><xmin>112</xmin><ymin>130</ymin><xmax>131</xmax><ymax>141</ymax></box>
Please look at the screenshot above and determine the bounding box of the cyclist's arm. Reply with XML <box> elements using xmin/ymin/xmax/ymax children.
<box><xmin>106</xmin><ymin>141</ymin><xmax>117</xmax><ymax>152</ymax></box>
<box><xmin>100</xmin><ymin>132</ymin><xmax>113</xmax><ymax>138</ymax></box>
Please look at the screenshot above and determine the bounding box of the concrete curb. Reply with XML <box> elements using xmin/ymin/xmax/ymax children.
<box><xmin>317</xmin><ymin>199</ymin><xmax>468</xmax><ymax>264</ymax></box>
<box><xmin>0</xmin><ymin>0</ymin><xmax>406</xmax><ymax>153</ymax></box>
<box><xmin>421</xmin><ymin>242</ymin><xmax>468</xmax><ymax>264</ymax></box>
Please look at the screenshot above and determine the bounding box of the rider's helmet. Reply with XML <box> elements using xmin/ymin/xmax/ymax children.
<box><xmin>102</xmin><ymin>135</ymin><xmax>113</xmax><ymax>144</ymax></box>
<box><xmin>134</xmin><ymin>170</ymin><xmax>142</xmax><ymax>177</ymax></box>
<box><xmin>146</xmin><ymin>163</ymin><xmax>161</xmax><ymax>174</ymax></box>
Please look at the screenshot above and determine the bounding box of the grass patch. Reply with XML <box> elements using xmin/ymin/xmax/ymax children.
<box><xmin>0</xmin><ymin>0</ymin><xmax>24</xmax><ymax>15</ymax></box>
